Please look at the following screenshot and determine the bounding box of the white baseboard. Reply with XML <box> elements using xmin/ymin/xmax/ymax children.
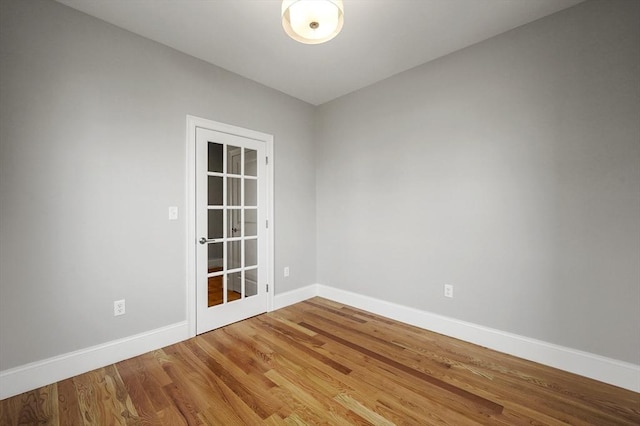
<box><xmin>273</xmin><ymin>284</ymin><xmax>320</xmax><ymax>310</ymax></box>
<box><xmin>314</xmin><ymin>285</ymin><xmax>640</xmax><ymax>393</ymax></box>
<box><xmin>0</xmin><ymin>321</ymin><xmax>189</xmax><ymax>400</ymax></box>
<box><xmin>3</xmin><ymin>285</ymin><xmax>637</xmax><ymax>400</ymax></box>
<box><xmin>0</xmin><ymin>283</ymin><xmax>316</xmax><ymax>400</ymax></box>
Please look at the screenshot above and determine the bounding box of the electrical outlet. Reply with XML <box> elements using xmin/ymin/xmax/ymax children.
<box><xmin>168</xmin><ymin>206</ymin><xmax>178</xmax><ymax>220</ymax></box>
<box><xmin>444</xmin><ymin>284</ymin><xmax>454</xmax><ymax>298</ymax></box>
<box><xmin>114</xmin><ymin>299</ymin><xmax>126</xmax><ymax>316</ymax></box>
<box><xmin>284</xmin><ymin>266</ymin><xmax>290</xmax><ymax>278</ymax></box>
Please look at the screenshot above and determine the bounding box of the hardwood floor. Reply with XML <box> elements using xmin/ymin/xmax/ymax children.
<box><xmin>1</xmin><ymin>297</ymin><xmax>638</xmax><ymax>425</ymax></box>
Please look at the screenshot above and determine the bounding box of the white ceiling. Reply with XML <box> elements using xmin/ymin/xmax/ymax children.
<box><xmin>56</xmin><ymin>0</ymin><xmax>584</xmax><ymax>105</ymax></box>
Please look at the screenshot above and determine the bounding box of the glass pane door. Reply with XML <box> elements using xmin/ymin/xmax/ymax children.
<box><xmin>206</xmin><ymin>142</ymin><xmax>260</xmax><ymax>306</ymax></box>
<box><xmin>196</xmin><ymin>127</ymin><xmax>267</xmax><ymax>334</ymax></box>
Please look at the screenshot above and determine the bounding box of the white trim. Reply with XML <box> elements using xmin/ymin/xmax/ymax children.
<box><xmin>185</xmin><ymin>115</ymin><xmax>275</xmax><ymax>336</ymax></box>
<box><xmin>186</xmin><ymin>116</ymin><xmax>198</xmax><ymax>337</ymax></box>
<box><xmin>3</xmin><ymin>285</ymin><xmax>636</xmax><ymax>399</ymax></box>
<box><xmin>266</xmin><ymin>138</ymin><xmax>275</xmax><ymax>312</ymax></box>
<box><xmin>317</xmin><ymin>285</ymin><xmax>640</xmax><ymax>392</ymax></box>
<box><xmin>274</xmin><ymin>284</ymin><xmax>320</xmax><ymax>310</ymax></box>
<box><xmin>0</xmin><ymin>322</ymin><xmax>188</xmax><ymax>400</ymax></box>
<box><xmin>284</xmin><ymin>283</ymin><xmax>639</xmax><ymax>392</ymax></box>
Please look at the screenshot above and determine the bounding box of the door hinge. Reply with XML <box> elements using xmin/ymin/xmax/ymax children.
<box><xmin>266</xmin><ymin>156</ymin><xmax>269</xmax><ymax>165</ymax></box>
<box><xmin>266</xmin><ymin>284</ymin><xmax>269</xmax><ymax>292</ymax></box>
<box><xmin>266</xmin><ymin>219</ymin><xmax>269</xmax><ymax>228</ymax></box>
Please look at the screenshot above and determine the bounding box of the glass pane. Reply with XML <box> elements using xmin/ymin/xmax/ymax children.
<box><xmin>207</xmin><ymin>243</ymin><xmax>223</xmax><ymax>271</ymax></box>
<box><xmin>208</xmin><ymin>143</ymin><xmax>223</xmax><ymax>173</ymax></box>
<box><xmin>208</xmin><ymin>176</ymin><xmax>223</xmax><ymax>206</ymax></box>
<box><xmin>227</xmin><ymin>271</ymin><xmax>242</xmax><ymax>303</ymax></box>
<box><xmin>244</xmin><ymin>209</ymin><xmax>257</xmax><ymax>237</ymax></box>
<box><xmin>207</xmin><ymin>243</ymin><xmax>223</xmax><ymax>307</ymax></box>
<box><xmin>246</xmin><ymin>268</ymin><xmax>258</xmax><ymax>298</ymax></box>
<box><xmin>227</xmin><ymin>177</ymin><xmax>241</xmax><ymax>206</ymax></box>
<box><xmin>208</xmin><ymin>209</ymin><xmax>223</xmax><ymax>239</ymax></box>
<box><xmin>227</xmin><ymin>145</ymin><xmax>241</xmax><ymax>175</ymax></box>
<box><xmin>207</xmin><ymin>273</ymin><xmax>223</xmax><ymax>307</ymax></box>
<box><xmin>227</xmin><ymin>240</ymin><xmax>241</xmax><ymax>270</ymax></box>
<box><xmin>227</xmin><ymin>209</ymin><xmax>241</xmax><ymax>238</ymax></box>
<box><xmin>245</xmin><ymin>149</ymin><xmax>257</xmax><ymax>177</ymax></box>
<box><xmin>245</xmin><ymin>239</ymin><xmax>257</xmax><ymax>267</ymax></box>
<box><xmin>245</xmin><ymin>179</ymin><xmax>257</xmax><ymax>206</ymax></box>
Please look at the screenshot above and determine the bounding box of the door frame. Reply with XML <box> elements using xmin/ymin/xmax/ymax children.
<box><xmin>186</xmin><ymin>115</ymin><xmax>274</xmax><ymax>337</ymax></box>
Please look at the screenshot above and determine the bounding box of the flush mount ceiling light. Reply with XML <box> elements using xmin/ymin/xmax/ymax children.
<box><xmin>282</xmin><ymin>0</ymin><xmax>344</xmax><ymax>45</ymax></box>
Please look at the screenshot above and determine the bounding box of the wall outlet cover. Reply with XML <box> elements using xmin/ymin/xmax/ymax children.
<box><xmin>168</xmin><ymin>206</ymin><xmax>178</xmax><ymax>220</ymax></box>
<box><xmin>444</xmin><ymin>284</ymin><xmax>454</xmax><ymax>298</ymax></box>
<box><xmin>114</xmin><ymin>299</ymin><xmax>126</xmax><ymax>316</ymax></box>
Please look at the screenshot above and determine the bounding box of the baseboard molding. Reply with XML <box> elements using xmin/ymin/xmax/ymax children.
<box><xmin>0</xmin><ymin>284</ymin><xmax>317</xmax><ymax>401</ymax></box>
<box><xmin>3</xmin><ymin>286</ymin><xmax>637</xmax><ymax>400</ymax></box>
<box><xmin>0</xmin><ymin>321</ymin><xmax>189</xmax><ymax>400</ymax></box>
<box><xmin>273</xmin><ymin>284</ymin><xmax>320</xmax><ymax>310</ymax></box>
<box><xmin>315</xmin><ymin>284</ymin><xmax>640</xmax><ymax>393</ymax></box>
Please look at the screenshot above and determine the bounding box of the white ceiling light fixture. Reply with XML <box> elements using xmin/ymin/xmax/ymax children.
<box><xmin>282</xmin><ymin>0</ymin><xmax>344</xmax><ymax>45</ymax></box>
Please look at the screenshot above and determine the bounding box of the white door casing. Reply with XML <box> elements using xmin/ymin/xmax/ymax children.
<box><xmin>186</xmin><ymin>116</ymin><xmax>274</xmax><ymax>337</ymax></box>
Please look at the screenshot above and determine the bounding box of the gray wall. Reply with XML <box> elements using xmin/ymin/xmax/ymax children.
<box><xmin>316</xmin><ymin>0</ymin><xmax>640</xmax><ymax>364</ymax></box>
<box><xmin>1</xmin><ymin>0</ymin><xmax>638</xmax><ymax>375</ymax></box>
<box><xmin>0</xmin><ymin>0</ymin><xmax>316</xmax><ymax>370</ymax></box>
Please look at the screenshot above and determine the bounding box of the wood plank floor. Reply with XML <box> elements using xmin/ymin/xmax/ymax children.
<box><xmin>1</xmin><ymin>297</ymin><xmax>638</xmax><ymax>425</ymax></box>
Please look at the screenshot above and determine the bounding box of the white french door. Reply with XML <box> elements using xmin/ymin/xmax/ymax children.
<box><xmin>195</xmin><ymin>126</ymin><xmax>269</xmax><ymax>334</ymax></box>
